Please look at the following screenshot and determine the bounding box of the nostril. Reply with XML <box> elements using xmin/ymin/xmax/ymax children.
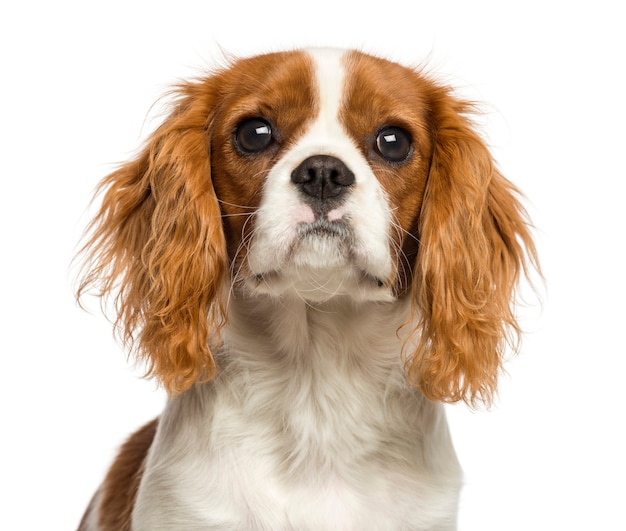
<box><xmin>291</xmin><ymin>155</ymin><xmax>355</xmax><ymax>201</ymax></box>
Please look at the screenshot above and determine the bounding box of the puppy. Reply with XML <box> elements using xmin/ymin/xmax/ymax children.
<box><xmin>77</xmin><ymin>48</ymin><xmax>537</xmax><ymax>530</ymax></box>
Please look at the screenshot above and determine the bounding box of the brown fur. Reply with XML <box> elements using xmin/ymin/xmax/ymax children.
<box><xmin>78</xmin><ymin>419</ymin><xmax>158</xmax><ymax>530</ymax></box>
<box><xmin>407</xmin><ymin>88</ymin><xmax>538</xmax><ymax>405</ymax></box>
<box><xmin>76</xmin><ymin>49</ymin><xmax>538</xmax><ymax>406</ymax></box>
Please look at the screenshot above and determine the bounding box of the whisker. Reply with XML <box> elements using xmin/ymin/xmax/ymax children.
<box><xmin>387</xmin><ymin>212</ymin><xmax>420</xmax><ymax>291</ymax></box>
<box><xmin>227</xmin><ymin>211</ymin><xmax>259</xmax><ymax>303</ymax></box>
<box><xmin>220</xmin><ymin>212</ymin><xmax>256</xmax><ymax>219</ymax></box>
<box><xmin>216</xmin><ymin>198</ymin><xmax>258</xmax><ymax>211</ymax></box>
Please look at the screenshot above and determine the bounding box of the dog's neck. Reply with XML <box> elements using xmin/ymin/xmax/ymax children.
<box><xmin>207</xmin><ymin>293</ymin><xmax>429</xmax><ymax>462</ymax></box>
<box><xmin>222</xmin><ymin>291</ymin><xmax>413</xmax><ymax>374</ymax></box>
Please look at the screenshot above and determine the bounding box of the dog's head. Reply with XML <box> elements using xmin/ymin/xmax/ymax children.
<box><xmin>78</xmin><ymin>49</ymin><xmax>537</xmax><ymax>404</ymax></box>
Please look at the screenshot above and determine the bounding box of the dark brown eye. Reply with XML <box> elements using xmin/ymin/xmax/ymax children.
<box><xmin>235</xmin><ymin>118</ymin><xmax>273</xmax><ymax>153</ymax></box>
<box><xmin>375</xmin><ymin>126</ymin><xmax>412</xmax><ymax>163</ymax></box>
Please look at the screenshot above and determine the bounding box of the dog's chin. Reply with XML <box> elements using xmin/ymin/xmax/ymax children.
<box><xmin>249</xmin><ymin>267</ymin><xmax>393</xmax><ymax>304</ymax></box>
<box><xmin>246</xmin><ymin>232</ymin><xmax>394</xmax><ymax>304</ymax></box>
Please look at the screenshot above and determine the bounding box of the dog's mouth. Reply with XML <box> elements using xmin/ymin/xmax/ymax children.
<box><xmin>288</xmin><ymin>219</ymin><xmax>355</xmax><ymax>271</ymax></box>
<box><xmin>297</xmin><ymin>218</ymin><xmax>351</xmax><ymax>239</ymax></box>
<box><xmin>246</xmin><ymin>220</ymin><xmax>391</xmax><ymax>302</ymax></box>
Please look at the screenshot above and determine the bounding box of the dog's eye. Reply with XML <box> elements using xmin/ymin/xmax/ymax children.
<box><xmin>235</xmin><ymin>118</ymin><xmax>273</xmax><ymax>154</ymax></box>
<box><xmin>375</xmin><ymin>127</ymin><xmax>412</xmax><ymax>163</ymax></box>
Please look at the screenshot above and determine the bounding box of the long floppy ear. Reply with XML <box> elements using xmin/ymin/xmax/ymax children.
<box><xmin>406</xmin><ymin>89</ymin><xmax>538</xmax><ymax>405</ymax></box>
<box><xmin>76</xmin><ymin>80</ymin><xmax>227</xmax><ymax>395</ymax></box>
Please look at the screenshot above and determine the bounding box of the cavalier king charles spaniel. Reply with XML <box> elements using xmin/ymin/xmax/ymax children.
<box><xmin>77</xmin><ymin>48</ymin><xmax>537</xmax><ymax>530</ymax></box>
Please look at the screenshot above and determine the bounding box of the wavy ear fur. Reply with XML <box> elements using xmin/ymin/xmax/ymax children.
<box><xmin>77</xmin><ymin>81</ymin><xmax>227</xmax><ymax>395</ymax></box>
<box><xmin>407</xmin><ymin>88</ymin><xmax>538</xmax><ymax>405</ymax></box>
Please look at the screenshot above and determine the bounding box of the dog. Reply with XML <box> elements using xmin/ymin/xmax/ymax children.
<box><xmin>77</xmin><ymin>48</ymin><xmax>537</xmax><ymax>530</ymax></box>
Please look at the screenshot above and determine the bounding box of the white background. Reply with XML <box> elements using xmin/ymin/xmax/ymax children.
<box><xmin>1</xmin><ymin>1</ymin><xmax>624</xmax><ymax>529</ymax></box>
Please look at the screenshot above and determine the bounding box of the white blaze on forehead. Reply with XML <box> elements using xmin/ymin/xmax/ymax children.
<box><xmin>305</xmin><ymin>48</ymin><xmax>347</xmax><ymax>142</ymax></box>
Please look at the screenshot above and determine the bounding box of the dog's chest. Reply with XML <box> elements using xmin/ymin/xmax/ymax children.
<box><xmin>165</xmin><ymin>441</ymin><xmax>427</xmax><ymax>529</ymax></box>
<box><xmin>133</xmin><ymin>387</ymin><xmax>461</xmax><ymax>530</ymax></box>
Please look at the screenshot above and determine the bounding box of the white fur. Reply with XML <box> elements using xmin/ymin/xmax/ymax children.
<box><xmin>128</xmin><ymin>49</ymin><xmax>463</xmax><ymax>530</ymax></box>
<box><xmin>133</xmin><ymin>298</ymin><xmax>461</xmax><ymax>530</ymax></box>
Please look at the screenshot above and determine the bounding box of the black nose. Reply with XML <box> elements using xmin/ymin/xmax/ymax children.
<box><xmin>291</xmin><ymin>155</ymin><xmax>355</xmax><ymax>201</ymax></box>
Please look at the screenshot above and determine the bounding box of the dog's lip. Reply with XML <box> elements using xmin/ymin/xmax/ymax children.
<box><xmin>296</xmin><ymin>218</ymin><xmax>351</xmax><ymax>239</ymax></box>
<box><xmin>251</xmin><ymin>268</ymin><xmax>386</xmax><ymax>288</ymax></box>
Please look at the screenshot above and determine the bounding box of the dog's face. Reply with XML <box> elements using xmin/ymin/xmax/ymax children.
<box><xmin>210</xmin><ymin>49</ymin><xmax>430</xmax><ymax>303</ymax></box>
<box><xmin>78</xmin><ymin>49</ymin><xmax>536</xmax><ymax>403</ymax></box>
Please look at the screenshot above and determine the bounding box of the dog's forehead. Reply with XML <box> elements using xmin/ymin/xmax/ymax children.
<box><xmin>217</xmin><ymin>49</ymin><xmax>424</xmax><ymax>127</ymax></box>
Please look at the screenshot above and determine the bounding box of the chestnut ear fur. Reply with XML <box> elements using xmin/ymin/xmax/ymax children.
<box><xmin>406</xmin><ymin>87</ymin><xmax>539</xmax><ymax>406</ymax></box>
<box><xmin>76</xmin><ymin>80</ymin><xmax>228</xmax><ymax>395</ymax></box>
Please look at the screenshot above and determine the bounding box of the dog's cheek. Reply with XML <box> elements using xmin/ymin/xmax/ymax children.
<box><xmin>209</xmin><ymin>151</ymin><xmax>266</xmax><ymax>267</ymax></box>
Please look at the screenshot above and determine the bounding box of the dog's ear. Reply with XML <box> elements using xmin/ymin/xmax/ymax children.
<box><xmin>405</xmin><ymin>89</ymin><xmax>538</xmax><ymax>405</ymax></box>
<box><xmin>77</xmin><ymin>80</ymin><xmax>227</xmax><ymax>395</ymax></box>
